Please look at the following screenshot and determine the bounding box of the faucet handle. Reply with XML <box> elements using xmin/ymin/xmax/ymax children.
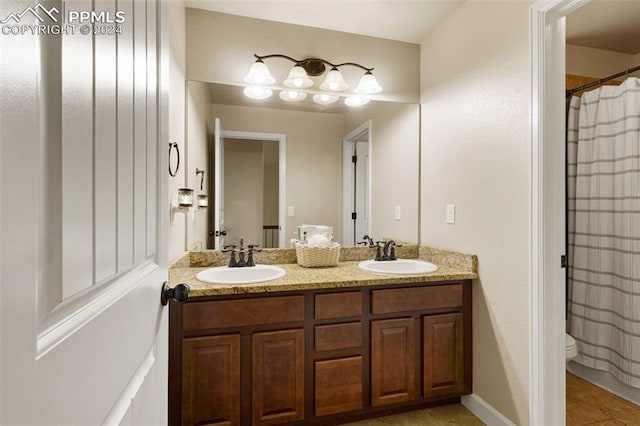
<box><xmin>222</xmin><ymin>244</ymin><xmax>237</xmax><ymax>252</ymax></box>
<box><xmin>362</xmin><ymin>235</ymin><xmax>375</xmax><ymax>247</ymax></box>
<box><xmin>374</xmin><ymin>241</ymin><xmax>384</xmax><ymax>261</ymax></box>
<box><xmin>248</xmin><ymin>244</ymin><xmax>262</xmax><ymax>252</ymax></box>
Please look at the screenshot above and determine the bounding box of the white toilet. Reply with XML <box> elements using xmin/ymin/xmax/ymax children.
<box><xmin>566</xmin><ymin>333</ymin><xmax>578</xmax><ymax>362</ymax></box>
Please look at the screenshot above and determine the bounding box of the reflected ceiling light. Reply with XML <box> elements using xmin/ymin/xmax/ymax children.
<box><xmin>279</xmin><ymin>90</ymin><xmax>307</xmax><ymax>102</ymax></box>
<box><xmin>243</xmin><ymin>53</ymin><xmax>381</xmax><ymax>101</ymax></box>
<box><xmin>243</xmin><ymin>85</ymin><xmax>273</xmax><ymax>100</ymax></box>
<box><xmin>312</xmin><ymin>94</ymin><xmax>339</xmax><ymax>105</ymax></box>
<box><xmin>283</xmin><ymin>66</ymin><xmax>313</xmax><ymax>89</ymax></box>
<box><xmin>345</xmin><ymin>95</ymin><xmax>370</xmax><ymax>107</ymax></box>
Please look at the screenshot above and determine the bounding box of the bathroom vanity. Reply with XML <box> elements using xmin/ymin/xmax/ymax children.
<box><xmin>168</xmin><ymin>248</ymin><xmax>477</xmax><ymax>425</ymax></box>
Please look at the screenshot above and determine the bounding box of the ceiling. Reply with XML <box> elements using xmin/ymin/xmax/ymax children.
<box><xmin>185</xmin><ymin>0</ymin><xmax>464</xmax><ymax>44</ymax></box>
<box><xmin>567</xmin><ymin>0</ymin><xmax>640</xmax><ymax>55</ymax></box>
<box><xmin>189</xmin><ymin>1</ymin><xmax>640</xmax><ymax>111</ymax></box>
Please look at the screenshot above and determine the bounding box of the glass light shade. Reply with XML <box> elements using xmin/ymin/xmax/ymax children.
<box><xmin>243</xmin><ymin>60</ymin><xmax>275</xmax><ymax>85</ymax></box>
<box><xmin>279</xmin><ymin>90</ymin><xmax>307</xmax><ymax>102</ymax></box>
<box><xmin>345</xmin><ymin>95</ymin><xmax>370</xmax><ymax>107</ymax></box>
<box><xmin>312</xmin><ymin>93</ymin><xmax>339</xmax><ymax>105</ymax></box>
<box><xmin>355</xmin><ymin>72</ymin><xmax>383</xmax><ymax>94</ymax></box>
<box><xmin>243</xmin><ymin>86</ymin><xmax>273</xmax><ymax>100</ymax></box>
<box><xmin>177</xmin><ymin>188</ymin><xmax>194</xmax><ymax>207</ymax></box>
<box><xmin>320</xmin><ymin>68</ymin><xmax>349</xmax><ymax>91</ymax></box>
<box><xmin>197</xmin><ymin>194</ymin><xmax>208</xmax><ymax>208</ymax></box>
<box><xmin>283</xmin><ymin>66</ymin><xmax>313</xmax><ymax>88</ymax></box>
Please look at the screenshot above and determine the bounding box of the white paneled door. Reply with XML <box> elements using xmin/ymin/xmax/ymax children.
<box><xmin>0</xmin><ymin>0</ymin><xmax>169</xmax><ymax>424</ymax></box>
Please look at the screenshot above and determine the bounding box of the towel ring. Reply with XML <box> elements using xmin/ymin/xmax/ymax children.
<box><xmin>169</xmin><ymin>142</ymin><xmax>180</xmax><ymax>177</ymax></box>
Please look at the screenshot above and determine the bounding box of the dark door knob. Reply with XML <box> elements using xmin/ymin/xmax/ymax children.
<box><xmin>161</xmin><ymin>282</ymin><xmax>190</xmax><ymax>305</ymax></box>
<box><xmin>215</xmin><ymin>230</ymin><xmax>227</xmax><ymax>237</ymax></box>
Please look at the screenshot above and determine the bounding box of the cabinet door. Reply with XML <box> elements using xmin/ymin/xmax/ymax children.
<box><xmin>253</xmin><ymin>329</ymin><xmax>305</xmax><ymax>425</ymax></box>
<box><xmin>371</xmin><ymin>318</ymin><xmax>416</xmax><ymax>406</ymax></box>
<box><xmin>182</xmin><ymin>335</ymin><xmax>240</xmax><ymax>426</ymax></box>
<box><xmin>315</xmin><ymin>356</ymin><xmax>363</xmax><ymax>416</ymax></box>
<box><xmin>423</xmin><ymin>313</ymin><xmax>464</xmax><ymax>397</ymax></box>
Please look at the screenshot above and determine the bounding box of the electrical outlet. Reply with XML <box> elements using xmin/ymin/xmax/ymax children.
<box><xmin>446</xmin><ymin>204</ymin><xmax>455</xmax><ymax>224</ymax></box>
<box><xmin>288</xmin><ymin>206</ymin><xmax>295</xmax><ymax>217</ymax></box>
<box><xmin>395</xmin><ymin>205</ymin><xmax>401</xmax><ymax>221</ymax></box>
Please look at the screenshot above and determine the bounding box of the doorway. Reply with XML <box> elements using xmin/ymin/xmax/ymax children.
<box><xmin>211</xmin><ymin>128</ymin><xmax>286</xmax><ymax>250</ymax></box>
<box><xmin>342</xmin><ymin>121</ymin><xmax>372</xmax><ymax>245</ymax></box>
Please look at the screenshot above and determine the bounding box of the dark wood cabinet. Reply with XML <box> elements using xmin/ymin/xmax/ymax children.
<box><xmin>423</xmin><ymin>313</ymin><xmax>464</xmax><ymax>398</ymax></box>
<box><xmin>181</xmin><ymin>335</ymin><xmax>240</xmax><ymax>426</ymax></box>
<box><xmin>371</xmin><ymin>318</ymin><xmax>416</xmax><ymax>407</ymax></box>
<box><xmin>314</xmin><ymin>356</ymin><xmax>363</xmax><ymax>416</ymax></box>
<box><xmin>252</xmin><ymin>329</ymin><xmax>305</xmax><ymax>425</ymax></box>
<box><xmin>170</xmin><ymin>280</ymin><xmax>472</xmax><ymax>425</ymax></box>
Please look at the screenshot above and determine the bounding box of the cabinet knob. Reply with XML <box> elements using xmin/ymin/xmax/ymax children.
<box><xmin>161</xmin><ymin>282</ymin><xmax>190</xmax><ymax>305</ymax></box>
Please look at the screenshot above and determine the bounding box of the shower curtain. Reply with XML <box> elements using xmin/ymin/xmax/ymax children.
<box><xmin>568</xmin><ymin>77</ymin><xmax>640</xmax><ymax>389</ymax></box>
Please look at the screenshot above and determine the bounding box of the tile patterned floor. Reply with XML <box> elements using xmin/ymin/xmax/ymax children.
<box><xmin>342</xmin><ymin>404</ymin><xmax>485</xmax><ymax>425</ymax></box>
<box><xmin>567</xmin><ymin>373</ymin><xmax>640</xmax><ymax>426</ymax></box>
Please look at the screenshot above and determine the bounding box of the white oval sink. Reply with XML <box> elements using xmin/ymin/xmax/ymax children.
<box><xmin>358</xmin><ymin>259</ymin><xmax>438</xmax><ymax>275</ymax></box>
<box><xmin>196</xmin><ymin>265</ymin><xmax>286</xmax><ymax>285</ymax></box>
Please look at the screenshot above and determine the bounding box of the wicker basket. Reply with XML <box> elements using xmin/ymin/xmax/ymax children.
<box><xmin>295</xmin><ymin>243</ymin><xmax>340</xmax><ymax>268</ymax></box>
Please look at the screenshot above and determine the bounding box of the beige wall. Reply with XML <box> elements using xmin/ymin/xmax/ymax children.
<box><xmin>566</xmin><ymin>44</ymin><xmax>640</xmax><ymax>78</ymax></box>
<box><xmin>224</xmin><ymin>140</ymin><xmax>264</xmax><ymax>245</ymax></box>
<box><xmin>210</xmin><ymin>104</ymin><xmax>345</xmax><ymax>244</ymax></box>
<box><xmin>186</xmin><ymin>81</ymin><xmax>213</xmax><ymax>250</ymax></box>
<box><xmin>344</xmin><ymin>102</ymin><xmax>420</xmax><ymax>244</ymax></box>
<box><xmin>168</xmin><ymin>0</ymin><xmax>186</xmax><ymax>262</ymax></box>
<box><xmin>420</xmin><ymin>2</ymin><xmax>531</xmax><ymax>424</ymax></box>
<box><xmin>185</xmin><ymin>8</ymin><xmax>420</xmax><ymax>103</ymax></box>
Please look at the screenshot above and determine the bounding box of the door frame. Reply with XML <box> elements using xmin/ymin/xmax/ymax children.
<box><xmin>342</xmin><ymin>120</ymin><xmax>372</xmax><ymax>245</ymax></box>
<box><xmin>219</xmin><ymin>130</ymin><xmax>286</xmax><ymax>249</ymax></box>
<box><xmin>529</xmin><ymin>0</ymin><xmax>591</xmax><ymax>425</ymax></box>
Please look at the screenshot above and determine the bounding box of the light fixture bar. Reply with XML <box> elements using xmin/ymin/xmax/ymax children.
<box><xmin>243</xmin><ymin>53</ymin><xmax>382</xmax><ymax>104</ymax></box>
<box><xmin>252</xmin><ymin>53</ymin><xmax>375</xmax><ymax>75</ymax></box>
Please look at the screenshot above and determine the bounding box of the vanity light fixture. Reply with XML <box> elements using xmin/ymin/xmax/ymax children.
<box><xmin>243</xmin><ymin>53</ymin><xmax>382</xmax><ymax>106</ymax></box>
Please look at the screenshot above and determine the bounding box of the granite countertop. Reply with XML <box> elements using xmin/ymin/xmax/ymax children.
<box><xmin>170</xmin><ymin>259</ymin><xmax>478</xmax><ymax>297</ymax></box>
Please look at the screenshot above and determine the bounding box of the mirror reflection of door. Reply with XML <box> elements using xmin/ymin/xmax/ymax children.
<box><xmin>209</xmin><ymin>126</ymin><xmax>285</xmax><ymax>249</ymax></box>
<box><xmin>343</xmin><ymin>121</ymin><xmax>371</xmax><ymax>245</ymax></box>
<box><xmin>223</xmin><ymin>138</ymin><xmax>279</xmax><ymax>248</ymax></box>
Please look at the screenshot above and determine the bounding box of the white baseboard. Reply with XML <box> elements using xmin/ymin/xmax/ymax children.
<box><xmin>462</xmin><ymin>393</ymin><xmax>515</xmax><ymax>426</ymax></box>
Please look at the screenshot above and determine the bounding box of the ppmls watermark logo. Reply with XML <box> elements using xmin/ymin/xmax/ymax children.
<box><xmin>1</xmin><ymin>2</ymin><xmax>126</xmax><ymax>36</ymax></box>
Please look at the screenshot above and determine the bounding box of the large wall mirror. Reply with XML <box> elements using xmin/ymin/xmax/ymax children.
<box><xmin>186</xmin><ymin>81</ymin><xmax>419</xmax><ymax>250</ymax></box>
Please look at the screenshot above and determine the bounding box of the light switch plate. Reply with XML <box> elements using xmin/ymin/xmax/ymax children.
<box><xmin>446</xmin><ymin>204</ymin><xmax>455</xmax><ymax>224</ymax></box>
<box><xmin>287</xmin><ymin>206</ymin><xmax>295</xmax><ymax>217</ymax></box>
<box><xmin>395</xmin><ymin>205</ymin><xmax>401</xmax><ymax>221</ymax></box>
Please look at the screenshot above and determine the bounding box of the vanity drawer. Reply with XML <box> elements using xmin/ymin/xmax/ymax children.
<box><xmin>315</xmin><ymin>322</ymin><xmax>362</xmax><ymax>352</ymax></box>
<box><xmin>315</xmin><ymin>291</ymin><xmax>362</xmax><ymax>319</ymax></box>
<box><xmin>183</xmin><ymin>296</ymin><xmax>304</xmax><ymax>331</ymax></box>
<box><xmin>371</xmin><ymin>284</ymin><xmax>462</xmax><ymax>314</ymax></box>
